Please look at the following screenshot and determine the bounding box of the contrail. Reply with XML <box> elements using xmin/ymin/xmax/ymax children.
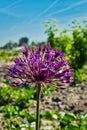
<box><xmin>27</xmin><ymin>0</ymin><xmax>60</xmax><ymax>24</ymax></box>
<box><xmin>48</xmin><ymin>0</ymin><xmax>87</xmax><ymax>16</ymax></box>
<box><xmin>38</xmin><ymin>0</ymin><xmax>60</xmax><ymax>17</ymax></box>
<box><xmin>10</xmin><ymin>0</ymin><xmax>60</xmax><ymax>30</ymax></box>
<box><xmin>0</xmin><ymin>0</ymin><xmax>23</xmax><ymax>17</ymax></box>
<box><xmin>4</xmin><ymin>0</ymin><xmax>23</xmax><ymax>9</ymax></box>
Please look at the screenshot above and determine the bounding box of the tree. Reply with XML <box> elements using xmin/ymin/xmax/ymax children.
<box><xmin>44</xmin><ymin>19</ymin><xmax>58</xmax><ymax>48</ymax></box>
<box><xmin>44</xmin><ymin>19</ymin><xmax>87</xmax><ymax>83</ymax></box>
<box><xmin>19</xmin><ymin>37</ymin><xmax>29</xmax><ymax>46</ymax></box>
<box><xmin>31</xmin><ymin>41</ymin><xmax>37</xmax><ymax>46</ymax></box>
<box><xmin>69</xmin><ymin>20</ymin><xmax>87</xmax><ymax>69</ymax></box>
<box><xmin>3</xmin><ymin>41</ymin><xmax>17</xmax><ymax>49</ymax></box>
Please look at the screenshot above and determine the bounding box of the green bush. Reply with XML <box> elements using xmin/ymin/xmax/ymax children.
<box><xmin>44</xmin><ymin>20</ymin><xmax>87</xmax><ymax>83</ymax></box>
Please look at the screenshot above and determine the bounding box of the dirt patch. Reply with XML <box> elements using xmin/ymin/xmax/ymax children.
<box><xmin>40</xmin><ymin>82</ymin><xmax>87</xmax><ymax>115</ymax></box>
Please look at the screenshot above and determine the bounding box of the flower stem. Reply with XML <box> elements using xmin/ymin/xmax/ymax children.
<box><xmin>36</xmin><ymin>85</ymin><xmax>41</xmax><ymax>130</ymax></box>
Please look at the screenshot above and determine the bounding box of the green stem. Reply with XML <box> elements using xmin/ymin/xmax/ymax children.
<box><xmin>36</xmin><ymin>85</ymin><xmax>41</xmax><ymax>130</ymax></box>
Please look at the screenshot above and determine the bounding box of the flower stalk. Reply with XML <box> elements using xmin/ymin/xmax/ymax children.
<box><xmin>36</xmin><ymin>85</ymin><xmax>41</xmax><ymax>130</ymax></box>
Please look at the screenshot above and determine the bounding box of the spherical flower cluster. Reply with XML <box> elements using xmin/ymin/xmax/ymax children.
<box><xmin>7</xmin><ymin>43</ymin><xmax>73</xmax><ymax>88</ymax></box>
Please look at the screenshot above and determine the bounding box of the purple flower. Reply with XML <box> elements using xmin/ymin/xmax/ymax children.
<box><xmin>7</xmin><ymin>43</ymin><xmax>73</xmax><ymax>88</ymax></box>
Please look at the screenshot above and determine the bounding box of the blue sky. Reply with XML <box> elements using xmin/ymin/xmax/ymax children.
<box><xmin>0</xmin><ymin>0</ymin><xmax>87</xmax><ymax>46</ymax></box>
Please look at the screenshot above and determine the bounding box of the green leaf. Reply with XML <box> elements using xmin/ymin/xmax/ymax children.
<box><xmin>40</xmin><ymin>111</ymin><xmax>53</xmax><ymax>120</ymax></box>
<box><xmin>63</xmin><ymin>112</ymin><xmax>76</xmax><ymax>122</ymax></box>
<box><xmin>80</xmin><ymin>125</ymin><xmax>87</xmax><ymax>130</ymax></box>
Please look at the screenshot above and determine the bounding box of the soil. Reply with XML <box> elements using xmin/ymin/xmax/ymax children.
<box><xmin>40</xmin><ymin>82</ymin><xmax>87</xmax><ymax>115</ymax></box>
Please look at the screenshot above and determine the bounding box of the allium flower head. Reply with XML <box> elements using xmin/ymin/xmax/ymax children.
<box><xmin>7</xmin><ymin>43</ymin><xmax>73</xmax><ymax>88</ymax></box>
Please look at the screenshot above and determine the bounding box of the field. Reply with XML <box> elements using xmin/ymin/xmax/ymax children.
<box><xmin>0</xmin><ymin>47</ymin><xmax>87</xmax><ymax>130</ymax></box>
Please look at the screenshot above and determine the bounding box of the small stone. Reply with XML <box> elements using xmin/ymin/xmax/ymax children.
<box><xmin>52</xmin><ymin>97</ymin><xmax>61</xmax><ymax>102</ymax></box>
